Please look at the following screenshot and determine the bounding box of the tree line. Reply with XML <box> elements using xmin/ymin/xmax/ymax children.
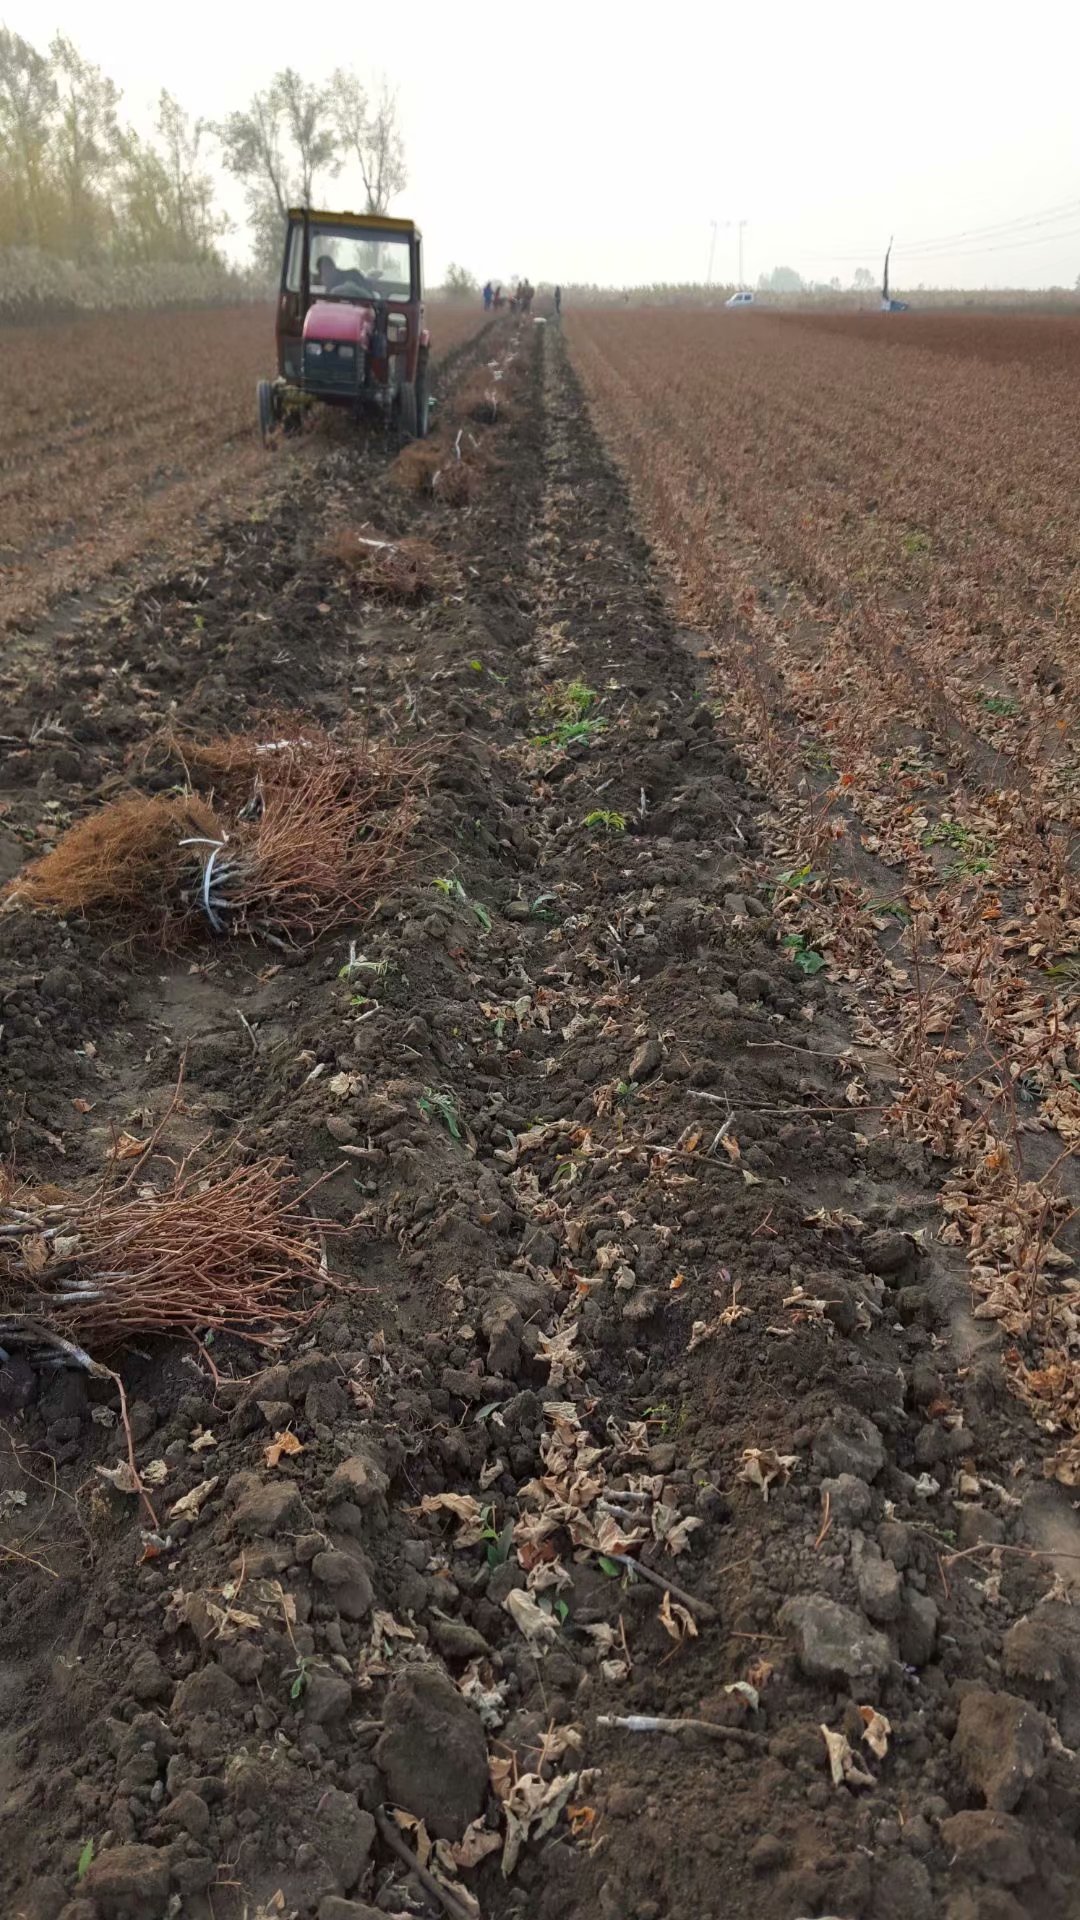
<box><xmin>0</xmin><ymin>29</ymin><xmax>407</xmax><ymax>274</ymax></box>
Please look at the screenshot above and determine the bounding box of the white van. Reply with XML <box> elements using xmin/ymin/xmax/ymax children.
<box><xmin>725</xmin><ymin>290</ymin><xmax>754</xmax><ymax>308</ymax></box>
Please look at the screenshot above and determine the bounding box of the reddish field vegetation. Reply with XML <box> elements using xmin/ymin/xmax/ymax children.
<box><xmin>0</xmin><ymin>300</ymin><xmax>488</xmax><ymax>630</ymax></box>
<box><xmin>571</xmin><ymin>307</ymin><xmax>1080</xmax><ymax>1466</ymax></box>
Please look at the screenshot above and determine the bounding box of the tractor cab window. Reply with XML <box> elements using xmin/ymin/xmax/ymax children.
<box><xmin>286</xmin><ymin>224</ymin><xmax>413</xmax><ymax>301</ymax></box>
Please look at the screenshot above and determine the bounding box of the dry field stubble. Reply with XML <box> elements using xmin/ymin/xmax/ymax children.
<box><xmin>0</xmin><ymin>299</ymin><xmax>489</xmax><ymax>631</ymax></box>
<box><xmin>570</xmin><ymin>307</ymin><xmax>1080</xmax><ymax>1465</ymax></box>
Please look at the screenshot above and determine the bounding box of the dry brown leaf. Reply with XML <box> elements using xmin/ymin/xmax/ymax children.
<box><xmin>168</xmin><ymin>1475</ymin><xmax>219</xmax><ymax>1520</ymax></box>
<box><xmin>738</xmin><ymin>1447</ymin><xmax>798</xmax><ymax>1502</ymax></box>
<box><xmin>721</xmin><ymin>1132</ymin><xmax>742</xmax><ymax>1162</ymax></box>
<box><xmin>108</xmin><ymin>1131</ymin><xmax>146</xmax><ymax>1161</ymax></box>
<box><xmin>21</xmin><ymin>1234</ymin><xmax>49</xmax><ymax>1275</ymax></box>
<box><xmin>658</xmin><ymin>1590</ymin><xmax>699</xmax><ymax>1643</ymax></box>
<box><xmin>95</xmin><ymin>1460</ymin><xmax>140</xmax><ymax>1496</ymax></box>
<box><xmin>447</xmin><ymin>1819</ymin><xmax>502</xmax><ymax>1871</ymax></box>
<box><xmin>264</xmin><ymin>1430</ymin><xmax>304</xmax><ymax>1468</ymax></box>
<box><xmin>142</xmin><ymin>1458</ymin><xmax>169</xmax><ymax>1486</ymax></box>
<box><xmin>190</xmin><ymin>1428</ymin><xmax>218</xmax><ymax>1452</ymax></box>
<box><xmin>859</xmin><ymin>1705</ymin><xmax>892</xmax><ymax>1760</ymax></box>
<box><xmin>504</xmin><ymin>1588</ymin><xmax>559</xmax><ymax>1650</ymax></box>
<box><xmin>820</xmin><ymin>1724</ymin><xmax>875</xmax><ymax>1790</ymax></box>
<box><xmin>417</xmin><ymin>1491</ymin><xmax>487</xmax><ymax>1544</ymax></box>
<box><xmin>391</xmin><ymin>1809</ymin><xmax>432</xmax><ymax>1869</ymax></box>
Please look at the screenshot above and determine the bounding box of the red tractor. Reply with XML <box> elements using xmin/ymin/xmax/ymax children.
<box><xmin>257</xmin><ymin>208</ymin><xmax>431</xmax><ymax>442</ymax></box>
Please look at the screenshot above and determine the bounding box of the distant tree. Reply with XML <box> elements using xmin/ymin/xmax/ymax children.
<box><xmin>756</xmin><ymin>264</ymin><xmax>803</xmax><ymax>293</ymax></box>
<box><xmin>155</xmin><ymin>92</ymin><xmax>226</xmax><ymax>260</ymax></box>
<box><xmin>214</xmin><ymin>85</ymin><xmax>292</xmax><ymax>235</ymax></box>
<box><xmin>329</xmin><ymin>70</ymin><xmax>406</xmax><ymax>214</ymax></box>
<box><xmin>442</xmin><ymin>262</ymin><xmax>478</xmax><ymax>295</ymax></box>
<box><xmin>852</xmin><ymin>266</ymin><xmax>875</xmax><ymax>290</ymax></box>
<box><xmin>214</xmin><ymin>72</ymin><xmax>339</xmax><ymax>272</ymax></box>
<box><xmin>114</xmin><ymin>98</ymin><xmax>226</xmax><ymax>266</ymax></box>
<box><xmin>0</xmin><ymin>28</ymin><xmax>57</xmax><ymax>245</ymax></box>
<box><xmin>275</xmin><ymin>69</ymin><xmax>338</xmax><ymax>204</ymax></box>
<box><xmin>50</xmin><ymin>33</ymin><xmax>120</xmax><ymax>259</ymax></box>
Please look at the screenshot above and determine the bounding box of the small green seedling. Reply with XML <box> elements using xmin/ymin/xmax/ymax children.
<box><xmin>584</xmin><ymin>809</ymin><xmax>626</xmax><ymax>833</ymax></box>
<box><xmin>532</xmin><ymin>715</ymin><xmax>606</xmax><ymax>751</ymax></box>
<box><xmin>339</xmin><ymin>941</ymin><xmax>388</xmax><ymax>981</ymax></box>
<box><xmin>783</xmin><ymin>933</ymin><xmax>827</xmax><ymax>975</ymax></box>
<box><xmin>418</xmin><ymin>1088</ymin><xmax>462</xmax><ymax>1140</ymax></box>
<box><xmin>287</xmin><ymin>1654</ymin><xmax>317</xmax><ymax>1701</ymax></box>
<box><xmin>774</xmin><ymin>863</ymin><xmax>814</xmax><ymax>893</ymax></box>
<box><xmin>563</xmin><ymin>681</ymin><xmax>597</xmax><ymax>716</ymax></box>
<box><xmin>980</xmin><ymin>692</ymin><xmax>1019</xmax><ymax>717</ymax></box>
<box><xmin>433</xmin><ymin>876</ymin><xmax>492</xmax><ymax>931</ymax></box>
<box><xmin>77</xmin><ymin>1840</ymin><xmax>94</xmax><ymax>1881</ymax></box>
<box><xmin>479</xmin><ymin>1504</ymin><xmax>514</xmax><ymax>1569</ymax></box>
<box><xmin>902</xmin><ymin>529</ymin><xmax>931</xmax><ymax>556</ymax></box>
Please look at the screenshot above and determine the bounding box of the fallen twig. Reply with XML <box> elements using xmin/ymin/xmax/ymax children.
<box><xmin>597</xmin><ymin>1714</ymin><xmax>764</xmax><ymax>1750</ymax></box>
<box><xmin>374</xmin><ymin>1809</ymin><xmax>478</xmax><ymax>1920</ymax></box>
<box><xmin>597</xmin><ymin>1550</ymin><xmax>718</xmax><ymax>1624</ymax></box>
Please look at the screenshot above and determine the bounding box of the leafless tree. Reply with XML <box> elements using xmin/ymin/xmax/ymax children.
<box><xmin>275</xmin><ymin>69</ymin><xmax>338</xmax><ymax>204</ymax></box>
<box><xmin>329</xmin><ymin>70</ymin><xmax>406</xmax><ymax>215</ymax></box>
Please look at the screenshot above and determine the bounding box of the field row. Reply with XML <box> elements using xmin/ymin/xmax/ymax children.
<box><xmin>0</xmin><ymin>300</ymin><xmax>490</xmax><ymax>632</ymax></box>
<box><xmin>569</xmin><ymin>308</ymin><xmax>1080</xmax><ymax>1464</ymax></box>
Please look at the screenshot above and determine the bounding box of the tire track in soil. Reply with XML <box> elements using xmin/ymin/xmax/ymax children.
<box><xmin>0</xmin><ymin>326</ymin><xmax>1078</xmax><ymax>1920</ymax></box>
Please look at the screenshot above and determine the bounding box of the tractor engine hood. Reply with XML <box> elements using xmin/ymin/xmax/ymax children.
<box><xmin>303</xmin><ymin>301</ymin><xmax>375</xmax><ymax>347</ymax></box>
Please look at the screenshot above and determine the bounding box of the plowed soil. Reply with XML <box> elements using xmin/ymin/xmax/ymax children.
<box><xmin>1</xmin><ymin>317</ymin><xmax>1079</xmax><ymax>1920</ymax></box>
<box><xmin>0</xmin><ymin>301</ymin><xmax>487</xmax><ymax>632</ymax></box>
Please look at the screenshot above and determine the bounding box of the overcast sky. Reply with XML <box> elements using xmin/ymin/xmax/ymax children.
<box><xmin>8</xmin><ymin>0</ymin><xmax>1080</xmax><ymax>290</ymax></box>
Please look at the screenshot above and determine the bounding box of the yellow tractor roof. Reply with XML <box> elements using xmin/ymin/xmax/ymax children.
<box><xmin>289</xmin><ymin>208</ymin><xmax>420</xmax><ymax>237</ymax></box>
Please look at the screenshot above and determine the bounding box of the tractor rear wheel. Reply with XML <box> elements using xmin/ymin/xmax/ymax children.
<box><xmin>398</xmin><ymin>378</ymin><xmax>418</xmax><ymax>440</ymax></box>
<box><xmin>415</xmin><ymin>349</ymin><xmax>431</xmax><ymax>439</ymax></box>
<box><xmin>256</xmin><ymin>379</ymin><xmax>277</xmax><ymax>446</ymax></box>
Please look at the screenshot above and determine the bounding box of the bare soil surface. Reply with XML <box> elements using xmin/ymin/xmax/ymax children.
<box><xmin>0</xmin><ymin>302</ymin><xmax>488</xmax><ymax>632</ymax></box>
<box><xmin>1</xmin><ymin>320</ymin><xmax>1078</xmax><ymax>1920</ymax></box>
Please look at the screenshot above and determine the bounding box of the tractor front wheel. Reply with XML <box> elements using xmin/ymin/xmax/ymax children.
<box><xmin>415</xmin><ymin>349</ymin><xmax>431</xmax><ymax>439</ymax></box>
<box><xmin>398</xmin><ymin>378</ymin><xmax>418</xmax><ymax>441</ymax></box>
<box><xmin>256</xmin><ymin>379</ymin><xmax>278</xmax><ymax>446</ymax></box>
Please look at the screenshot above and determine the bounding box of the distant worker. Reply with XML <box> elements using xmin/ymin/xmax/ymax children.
<box><xmin>493</xmin><ymin>285</ymin><xmax>503</xmax><ymax>310</ymax></box>
<box><xmin>554</xmin><ymin>284</ymin><xmax>562</xmax><ymax>316</ymax></box>
<box><xmin>482</xmin><ymin>281</ymin><xmax>493</xmax><ymax>311</ymax></box>
<box><xmin>522</xmin><ymin>280</ymin><xmax>534</xmax><ymax>315</ymax></box>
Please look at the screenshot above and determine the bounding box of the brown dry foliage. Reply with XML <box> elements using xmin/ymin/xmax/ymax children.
<box><xmin>389</xmin><ymin>442</ymin><xmax>443</xmax><ymax>496</ymax></box>
<box><xmin>0</xmin><ymin>1147</ymin><xmax>324</xmax><ymax>1351</ymax></box>
<box><xmin>218</xmin><ymin>742</ymin><xmax>422</xmax><ymax>938</ymax></box>
<box><xmin>323</xmin><ymin>527</ymin><xmax>459</xmax><ymax>599</ymax></box>
<box><xmin>456</xmin><ymin>367</ymin><xmax>512</xmax><ymax>425</ymax></box>
<box><xmin>436</xmin><ymin>459</ymin><xmax>482</xmax><ymax>507</ymax></box>
<box><xmin>9</xmin><ymin>726</ymin><xmax>424</xmax><ymax>943</ymax></box>
<box><xmin>4</xmin><ymin>792</ymin><xmax>220</xmax><ymax>921</ymax></box>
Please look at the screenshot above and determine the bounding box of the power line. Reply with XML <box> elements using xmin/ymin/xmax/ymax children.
<box><xmin>768</xmin><ymin>192</ymin><xmax>1080</xmax><ymax>267</ymax></box>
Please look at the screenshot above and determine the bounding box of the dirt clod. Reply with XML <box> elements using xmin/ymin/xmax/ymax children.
<box><xmin>779</xmin><ymin>1592</ymin><xmax>892</xmax><ymax>1684</ymax></box>
<box><xmin>374</xmin><ymin>1667</ymin><xmax>489</xmax><ymax>1840</ymax></box>
<box><xmin>953</xmin><ymin>1690</ymin><xmax>1049</xmax><ymax>1811</ymax></box>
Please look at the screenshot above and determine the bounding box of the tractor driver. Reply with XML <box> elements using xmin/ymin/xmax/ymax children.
<box><xmin>315</xmin><ymin>252</ymin><xmax>372</xmax><ymax>297</ymax></box>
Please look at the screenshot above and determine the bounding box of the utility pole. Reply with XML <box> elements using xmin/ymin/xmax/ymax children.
<box><xmin>710</xmin><ymin>218</ymin><xmax>749</xmax><ymax>289</ymax></box>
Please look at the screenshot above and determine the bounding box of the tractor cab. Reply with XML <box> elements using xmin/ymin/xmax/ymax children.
<box><xmin>257</xmin><ymin>209</ymin><xmax>431</xmax><ymax>442</ymax></box>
